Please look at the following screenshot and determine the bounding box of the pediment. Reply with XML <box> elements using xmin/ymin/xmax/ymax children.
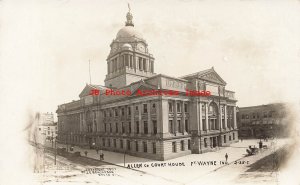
<box><xmin>79</xmin><ymin>84</ymin><xmax>108</xmax><ymax>98</ymax></box>
<box><xmin>198</xmin><ymin>71</ymin><xmax>226</xmax><ymax>85</ymax></box>
<box><xmin>130</xmin><ymin>82</ymin><xmax>158</xmax><ymax>96</ymax></box>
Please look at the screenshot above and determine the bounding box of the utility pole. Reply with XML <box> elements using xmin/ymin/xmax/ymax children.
<box><xmin>51</xmin><ymin>131</ymin><xmax>54</xmax><ymax>148</ymax></box>
<box><xmin>54</xmin><ymin>137</ymin><xmax>57</xmax><ymax>165</ymax></box>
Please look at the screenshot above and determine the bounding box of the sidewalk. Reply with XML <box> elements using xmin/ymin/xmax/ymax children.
<box><xmin>43</xmin><ymin>138</ymin><xmax>289</xmax><ymax>184</ymax></box>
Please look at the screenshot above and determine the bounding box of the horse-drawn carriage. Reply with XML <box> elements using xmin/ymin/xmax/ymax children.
<box><xmin>246</xmin><ymin>145</ymin><xmax>259</xmax><ymax>156</ymax></box>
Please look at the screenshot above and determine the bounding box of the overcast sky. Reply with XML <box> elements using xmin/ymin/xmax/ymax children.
<box><xmin>1</xmin><ymin>0</ymin><xmax>300</xmax><ymax>120</ymax></box>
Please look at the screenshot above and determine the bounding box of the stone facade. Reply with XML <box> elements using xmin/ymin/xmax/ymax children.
<box><xmin>56</xmin><ymin>9</ymin><xmax>238</xmax><ymax>160</ymax></box>
<box><xmin>237</xmin><ymin>103</ymin><xmax>290</xmax><ymax>138</ymax></box>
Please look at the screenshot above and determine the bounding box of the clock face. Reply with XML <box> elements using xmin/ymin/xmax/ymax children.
<box><xmin>137</xmin><ymin>43</ymin><xmax>145</xmax><ymax>52</ymax></box>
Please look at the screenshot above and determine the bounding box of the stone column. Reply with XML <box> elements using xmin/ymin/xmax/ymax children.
<box><xmin>219</xmin><ymin>105</ymin><xmax>223</xmax><ymax>130</ymax></box>
<box><xmin>199</xmin><ymin>102</ymin><xmax>203</xmax><ymax>131</ymax></box>
<box><xmin>139</xmin><ymin>104</ymin><xmax>143</xmax><ymax>134</ymax></box>
<box><xmin>224</xmin><ymin>105</ymin><xmax>228</xmax><ymax>129</ymax></box>
<box><xmin>182</xmin><ymin>101</ymin><xmax>186</xmax><ymax>133</ymax></box>
<box><xmin>131</xmin><ymin>105</ymin><xmax>134</xmax><ymax>136</ymax></box>
<box><xmin>147</xmin><ymin>102</ymin><xmax>151</xmax><ymax>134</ymax></box>
<box><xmin>205</xmin><ymin>103</ymin><xmax>209</xmax><ymax>131</ymax></box>
<box><xmin>233</xmin><ymin>106</ymin><xmax>237</xmax><ymax>129</ymax></box>
<box><xmin>174</xmin><ymin>100</ymin><xmax>177</xmax><ymax>133</ymax></box>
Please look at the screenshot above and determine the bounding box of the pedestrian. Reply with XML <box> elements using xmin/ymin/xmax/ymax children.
<box><xmin>84</xmin><ymin>151</ymin><xmax>88</xmax><ymax>157</ymax></box>
<box><xmin>100</xmin><ymin>153</ymin><xmax>104</xmax><ymax>161</ymax></box>
<box><xmin>225</xmin><ymin>153</ymin><xmax>228</xmax><ymax>163</ymax></box>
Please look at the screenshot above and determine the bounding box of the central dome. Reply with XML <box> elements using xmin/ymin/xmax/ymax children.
<box><xmin>116</xmin><ymin>26</ymin><xmax>143</xmax><ymax>40</ymax></box>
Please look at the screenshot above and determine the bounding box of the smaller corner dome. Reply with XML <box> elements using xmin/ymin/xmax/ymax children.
<box><xmin>122</xmin><ymin>43</ymin><xmax>132</xmax><ymax>50</ymax></box>
<box><xmin>116</xmin><ymin>26</ymin><xmax>143</xmax><ymax>40</ymax></box>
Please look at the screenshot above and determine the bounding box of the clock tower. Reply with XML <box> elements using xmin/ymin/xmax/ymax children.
<box><xmin>104</xmin><ymin>7</ymin><xmax>155</xmax><ymax>88</ymax></box>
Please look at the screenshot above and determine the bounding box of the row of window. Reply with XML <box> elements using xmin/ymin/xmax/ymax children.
<box><xmin>102</xmin><ymin>138</ymin><xmax>157</xmax><ymax>154</ymax></box>
<box><xmin>104</xmin><ymin>120</ymin><xmax>158</xmax><ymax>134</ymax></box>
<box><xmin>168</xmin><ymin>102</ymin><xmax>188</xmax><ymax>113</ymax></box>
<box><xmin>103</xmin><ymin>103</ymin><xmax>157</xmax><ymax>118</ymax></box>
<box><xmin>172</xmin><ymin>140</ymin><xmax>191</xmax><ymax>152</ymax></box>
<box><xmin>168</xmin><ymin>119</ymin><xmax>189</xmax><ymax>134</ymax></box>
<box><xmin>241</xmin><ymin>112</ymin><xmax>273</xmax><ymax>119</ymax></box>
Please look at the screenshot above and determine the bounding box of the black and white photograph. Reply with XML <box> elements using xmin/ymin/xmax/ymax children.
<box><xmin>0</xmin><ymin>0</ymin><xmax>300</xmax><ymax>185</ymax></box>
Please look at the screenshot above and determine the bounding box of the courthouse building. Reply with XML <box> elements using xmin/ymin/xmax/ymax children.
<box><xmin>237</xmin><ymin>103</ymin><xmax>290</xmax><ymax>138</ymax></box>
<box><xmin>56</xmin><ymin>9</ymin><xmax>238</xmax><ymax>160</ymax></box>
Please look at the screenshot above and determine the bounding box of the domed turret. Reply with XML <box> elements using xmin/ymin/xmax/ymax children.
<box><xmin>116</xmin><ymin>26</ymin><xmax>143</xmax><ymax>41</ymax></box>
<box><xmin>105</xmin><ymin>4</ymin><xmax>155</xmax><ymax>89</ymax></box>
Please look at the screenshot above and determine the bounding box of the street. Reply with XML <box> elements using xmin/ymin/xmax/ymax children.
<box><xmin>33</xmin><ymin>138</ymin><xmax>290</xmax><ymax>185</ymax></box>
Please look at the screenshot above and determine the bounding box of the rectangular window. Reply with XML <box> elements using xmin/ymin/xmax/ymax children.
<box><xmin>202</xmin><ymin>119</ymin><xmax>206</xmax><ymax>131</ymax></box>
<box><xmin>233</xmin><ymin>133</ymin><xmax>235</xmax><ymax>140</ymax></box>
<box><xmin>104</xmin><ymin>124</ymin><xmax>107</xmax><ymax>132</ymax></box>
<box><xmin>103</xmin><ymin>110</ymin><xmax>106</xmax><ymax>118</ymax></box>
<box><xmin>116</xmin><ymin>123</ymin><xmax>118</xmax><ymax>133</ymax></box>
<box><xmin>128</xmin><ymin>107</ymin><xmax>131</xmax><ymax>115</ymax></box>
<box><xmin>177</xmin><ymin>120</ymin><xmax>182</xmax><ymax>133</ymax></box>
<box><xmin>185</xmin><ymin>120</ymin><xmax>189</xmax><ymax>132</ymax></box>
<box><xmin>184</xmin><ymin>103</ymin><xmax>188</xmax><ymax>112</ymax></box>
<box><xmin>180</xmin><ymin>140</ymin><xmax>184</xmax><ymax>151</ymax></box>
<box><xmin>120</xmin><ymin>139</ymin><xmax>123</xmax><ymax>149</ymax></box>
<box><xmin>188</xmin><ymin>140</ymin><xmax>191</xmax><ymax>150</ymax></box>
<box><xmin>144</xmin><ymin>121</ymin><xmax>148</xmax><ymax>134</ymax></box>
<box><xmin>172</xmin><ymin>142</ymin><xmax>177</xmax><ymax>153</ymax></box>
<box><xmin>113</xmin><ymin>139</ymin><xmax>116</xmax><ymax>148</ymax></box>
<box><xmin>169</xmin><ymin>120</ymin><xmax>174</xmax><ymax>134</ymax></box>
<box><xmin>129</xmin><ymin>122</ymin><xmax>131</xmax><ymax>133</ymax></box>
<box><xmin>109</xmin><ymin>110</ymin><xmax>112</xmax><ymax>117</ymax></box>
<box><xmin>143</xmin><ymin>141</ymin><xmax>147</xmax><ymax>153</ymax></box>
<box><xmin>127</xmin><ymin>140</ymin><xmax>131</xmax><ymax>150</ymax></box>
<box><xmin>152</xmin><ymin>142</ymin><xmax>156</xmax><ymax>154</ymax></box>
<box><xmin>153</xmin><ymin>120</ymin><xmax>157</xmax><ymax>134</ymax></box>
<box><xmin>121</xmin><ymin>122</ymin><xmax>125</xmax><ymax>133</ymax></box>
<box><xmin>143</xmin><ymin>59</ymin><xmax>146</xmax><ymax>71</ymax></box>
<box><xmin>177</xmin><ymin>103</ymin><xmax>181</xmax><ymax>112</ymax></box>
<box><xmin>169</xmin><ymin>102</ymin><xmax>173</xmax><ymax>113</ymax></box>
<box><xmin>136</xmin><ymin>121</ymin><xmax>140</xmax><ymax>134</ymax></box>
<box><xmin>143</xmin><ymin>104</ymin><xmax>148</xmax><ymax>113</ymax></box>
<box><xmin>102</xmin><ymin>138</ymin><xmax>105</xmax><ymax>146</ymax></box>
<box><xmin>109</xmin><ymin>123</ymin><xmax>112</xmax><ymax>133</ymax></box>
<box><xmin>229</xmin><ymin>136</ymin><xmax>232</xmax><ymax>141</ymax></box>
<box><xmin>224</xmin><ymin>135</ymin><xmax>226</xmax><ymax>143</ymax></box>
<box><xmin>115</xmin><ymin>109</ymin><xmax>118</xmax><ymax>117</ymax></box>
<box><xmin>135</xmin><ymin>141</ymin><xmax>139</xmax><ymax>152</ymax></box>
<box><xmin>108</xmin><ymin>139</ymin><xmax>111</xmax><ymax>147</ymax></box>
<box><xmin>139</xmin><ymin>58</ymin><xmax>142</xmax><ymax>70</ymax></box>
<box><xmin>122</xmin><ymin>108</ymin><xmax>125</xmax><ymax>116</ymax></box>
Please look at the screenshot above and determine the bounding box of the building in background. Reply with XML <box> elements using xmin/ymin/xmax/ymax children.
<box><xmin>237</xmin><ymin>103</ymin><xmax>291</xmax><ymax>138</ymax></box>
<box><xmin>35</xmin><ymin>112</ymin><xmax>58</xmax><ymax>143</ymax></box>
<box><xmin>56</xmin><ymin>8</ymin><xmax>238</xmax><ymax>160</ymax></box>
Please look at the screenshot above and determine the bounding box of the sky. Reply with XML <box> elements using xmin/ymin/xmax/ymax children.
<box><xmin>1</xmin><ymin>0</ymin><xmax>300</xmax><ymax>120</ymax></box>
